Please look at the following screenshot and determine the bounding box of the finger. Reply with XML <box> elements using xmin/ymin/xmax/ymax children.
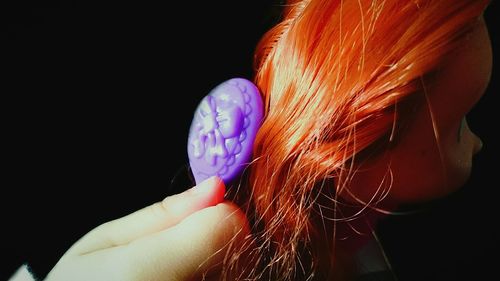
<box><xmin>123</xmin><ymin>201</ymin><xmax>251</xmax><ymax>281</ymax></box>
<box><xmin>68</xmin><ymin>176</ymin><xmax>225</xmax><ymax>256</ymax></box>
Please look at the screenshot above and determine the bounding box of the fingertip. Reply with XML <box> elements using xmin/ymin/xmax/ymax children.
<box><xmin>191</xmin><ymin>176</ymin><xmax>223</xmax><ymax>192</ymax></box>
<box><xmin>189</xmin><ymin>176</ymin><xmax>226</xmax><ymax>207</ymax></box>
<box><xmin>208</xmin><ymin>176</ymin><xmax>226</xmax><ymax>206</ymax></box>
<box><xmin>212</xmin><ymin>176</ymin><xmax>226</xmax><ymax>204</ymax></box>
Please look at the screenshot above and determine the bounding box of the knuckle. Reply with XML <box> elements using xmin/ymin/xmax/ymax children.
<box><xmin>148</xmin><ymin>201</ymin><xmax>170</xmax><ymax>220</ymax></box>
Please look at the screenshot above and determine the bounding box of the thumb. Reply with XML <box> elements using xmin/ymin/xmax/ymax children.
<box><xmin>68</xmin><ymin>176</ymin><xmax>225</xmax><ymax>256</ymax></box>
<box><xmin>124</xmin><ymin>201</ymin><xmax>251</xmax><ymax>281</ymax></box>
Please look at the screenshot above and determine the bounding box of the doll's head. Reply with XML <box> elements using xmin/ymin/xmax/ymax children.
<box><xmin>225</xmin><ymin>0</ymin><xmax>491</xmax><ymax>279</ymax></box>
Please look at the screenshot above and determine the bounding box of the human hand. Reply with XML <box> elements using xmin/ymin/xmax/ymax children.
<box><xmin>45</xmin><ymin>176</ymin><xmax>250</xmax><ymax>281</ymax></box>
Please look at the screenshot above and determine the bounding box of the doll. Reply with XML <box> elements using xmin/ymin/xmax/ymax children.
<box><xmin>217</xmin><ymin>0</ymin><xmax>492</xmax><ymax>280</ymax></box>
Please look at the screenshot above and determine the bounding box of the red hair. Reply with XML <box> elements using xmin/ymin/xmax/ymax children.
<box><xmin>224</xmin><ymin>0</ymin><xmax>489</xmax><ymax>280</ymax></box>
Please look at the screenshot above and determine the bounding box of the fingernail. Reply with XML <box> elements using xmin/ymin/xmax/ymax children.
<box><xmin>190</xmin><ymin>176</ymin><xmax>218</xmax><ymax>194</ymax></box>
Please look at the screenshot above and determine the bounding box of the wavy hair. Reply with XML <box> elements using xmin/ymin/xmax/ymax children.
<box><xmin>224</xmin><ymin>0</ymin><xmax>489</xmax><ymax>280</ymax></box>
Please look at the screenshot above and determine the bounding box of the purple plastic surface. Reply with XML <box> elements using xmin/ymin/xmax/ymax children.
<box><xmin>187</xmin><ymin>78</ymin><xmax>263</xmax><ymax>185</ymax></box>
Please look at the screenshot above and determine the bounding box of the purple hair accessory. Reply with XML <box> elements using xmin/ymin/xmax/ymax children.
<box><xmin>187</xmin><ymin>78</ymin><xmax>263</xmax><ymax>185</ymax></box>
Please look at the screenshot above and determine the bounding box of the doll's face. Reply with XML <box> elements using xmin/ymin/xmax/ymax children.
<box><xmin>350</xmin><ymin>16</ymin><xmax>492</xmax><ymax>204</ymax></box>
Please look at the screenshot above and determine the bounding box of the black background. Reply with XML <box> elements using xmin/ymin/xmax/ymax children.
<box><xmin>3</xmin><ymin>1</ymin><xmax>499</xmax><ymax>280</ymax></box>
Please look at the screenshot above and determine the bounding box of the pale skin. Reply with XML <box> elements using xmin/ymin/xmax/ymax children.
<box><xmin>46</xmin><ymin>13</ymin><xmax>492</xmax><ymax>281</ymax></box>
<box><xmin>45</xmin><ymin>176</ymin><xmax>250</xmax><ymax>281</ymax></box>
